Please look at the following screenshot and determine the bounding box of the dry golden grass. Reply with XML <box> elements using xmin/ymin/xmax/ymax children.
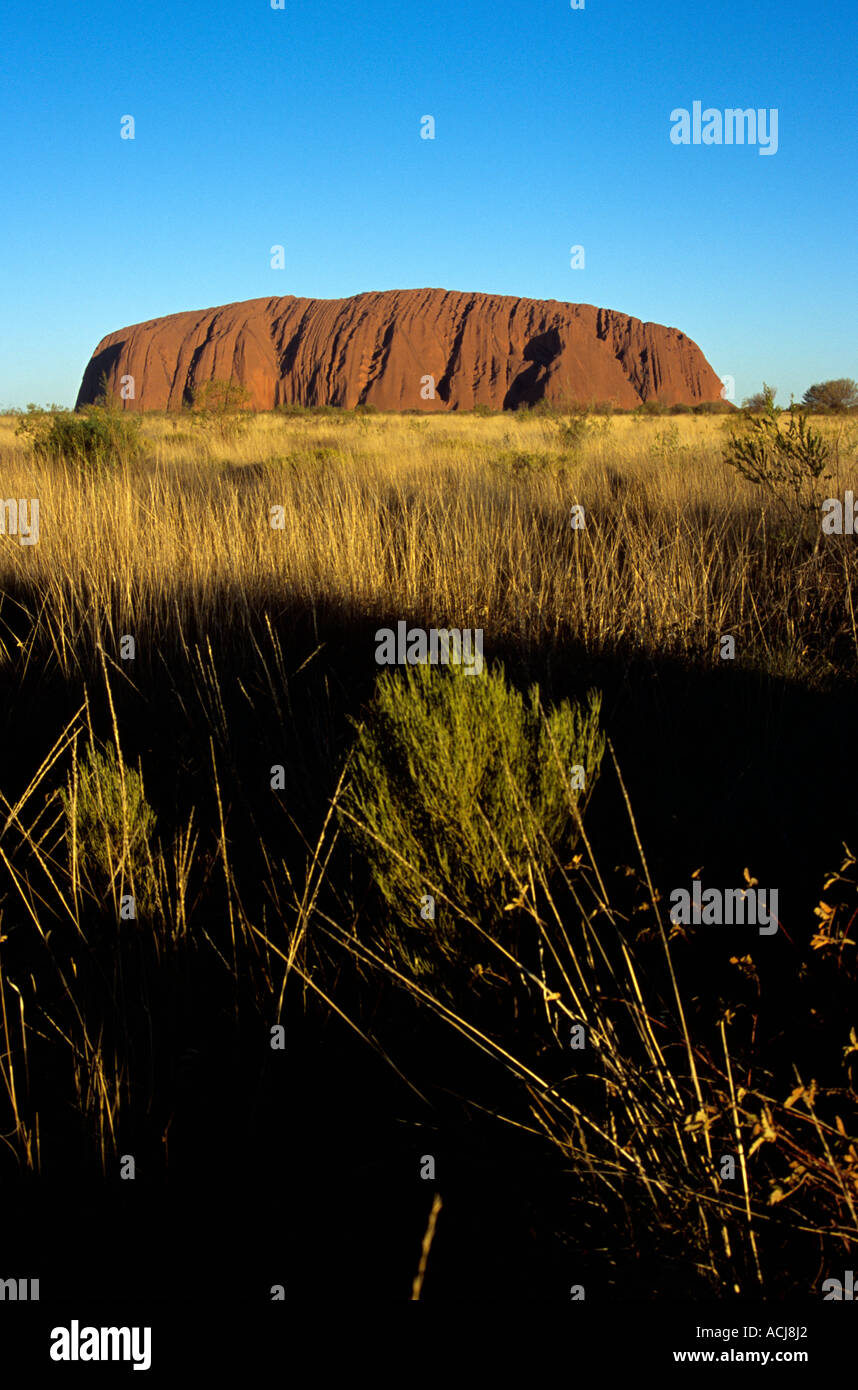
<box><xmin>0</xmin><ymin>409</ymin><xmax>855</xmax><ymax>681</ymax></box>
<box><xmin>0</xmin><ymin>406</ymin><xmax>856</xmax><ymax>1295</ymax></box>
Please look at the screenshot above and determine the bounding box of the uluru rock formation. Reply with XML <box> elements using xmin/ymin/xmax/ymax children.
<box><xmin>76</xmin><ymin>288</ymin><xmax>725</xmax><ymax>412</ymax></box>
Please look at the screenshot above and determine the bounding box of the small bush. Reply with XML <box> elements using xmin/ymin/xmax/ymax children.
<box><xmin>534</xmin><ymin>398</ymin><xmax>564</xmax><ymax>418</ymax></box>
<box><xmin>742</xmin><ymin>383</ymin><xmax>778</xmax><ymax>413</ymax></box>
<box><xmin>61</xmin><ymin>741</ymin><xmax>157</xmax><ymax>897</ymax></box>
<box><xmin>190</xmin><ymin>379</ymin><xmax>253</xmax><ymax>441</ymax></box>
<box><xmin>261</xmin><ymin>447</ymin><xmax>338</xmax><ymax>472</ymax></box>
<box><xmin>338</xmin><ymin>661</ymin><xmax>604</xmax><ymax>993</ymax></box>
<box><xmin>493</xmin><ymin>447</ymin><xmax>555</xmax><ymax>476</ymax></box>
<box><xmin>556</xmin><ymin>410</ymin><xmax>590</xmax><ymax>454</ymax></box>
<box><xmin>16</xmin><ymin>398</ymin><xmax>146</xmax><ymax>471</ymax></box>
<box><xmin>513</xmin><ymin>399</ymin><xmax>563</xmax><ymax>421</ymax></box>
<box><xmin>652</xmin><ymin>423</ymin><xmax>682</xmax><ymax>463</ymax></box>
<box><xmin>722</xmin><ymin>405</ymin><xmax>832</xmax><ymax>517</ymax></box>
<box><xmin>12</xmin><ymin>401</ymin><xmax>69</xmax><ymax>415</ymax></box>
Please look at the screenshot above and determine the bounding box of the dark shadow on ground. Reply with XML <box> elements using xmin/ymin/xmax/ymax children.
<box><xmin>0</xmin><ymin>582</ymin><xmax>853</xmax><ymax>1298</ymax></box>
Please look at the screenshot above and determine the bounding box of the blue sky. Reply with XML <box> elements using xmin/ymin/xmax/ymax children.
<box><xmin>2</xmin><ymin>0</ymin><xmax>855</xmax><ymax>408</ymax></box>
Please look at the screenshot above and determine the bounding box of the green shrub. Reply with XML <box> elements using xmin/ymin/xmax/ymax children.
<box><xmin>14</xmin><ymin>401</ymin><xmax>69</xmax><ymax>414</ymax></box>
<box><xmin>556</xmin><ymin>410</ymin><xmax>590</xmax><ymax>453</ymax></box>
<box><xmin>338</xmin><ymin>661</ymin><xmax>604</xmax><ymax>992</ymax></box>
<box><xmin>513</xmin><ymin>399</ymin><xmax>559</xmax><ymax>421</ymax></box>
<box><xmin>493</xmin><ymin>447</ymin><xmax>554</xmax><ymax>476</ymax></box>
<box><xmin>653</xmin><ymin>423</ymin><xmax>682</xmax><ymax>462</ymax></box>
<box><xmin>190</xmin><ymin>378</ymin><xmax>253</xmax><ymax>441</ymax></box>
<box><xmin>722</xmin><ymin>405</ymin><xmax>832</xmax><ymax>516</ymax></box>
<box><xmin>16</xmin><ymin>399</ymin><xmax>146</xmax><ymax>471</ymax></box>
<box><xmin>742</xmin><ymin>382</ymin><xmax>778</xmax><ymax>413</ymax></box>
<box><xmin>259</xmin><ymin>446</ymin><xmax>338</xmax><ymax>472</ymax></box>
<box><xmin>61</xmin><ymin>742</ymin><xmax>157</xmax><ymax>897</ymax></box>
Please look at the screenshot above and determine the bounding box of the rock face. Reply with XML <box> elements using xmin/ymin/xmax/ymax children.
<box><xmin>76</xmin><ymin>288</ymin><xmax>724</xmax><ymax>412</ymax></box>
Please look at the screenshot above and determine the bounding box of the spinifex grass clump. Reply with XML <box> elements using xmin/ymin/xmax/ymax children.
<box><xmin>61</xmin><ymin>740</ymin><xmax>157</xmax><ymax>901</ymax></box>
<box><xmin>339</xmin><ymin>660</ymin><xmax>604</xmax><ymax>990</ymax></box>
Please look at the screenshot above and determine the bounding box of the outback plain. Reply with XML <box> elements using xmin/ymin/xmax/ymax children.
<box><xmin>0</xmin><ymin>396</ymin><xmax>856</xmax><ymax>1301</ymax></box>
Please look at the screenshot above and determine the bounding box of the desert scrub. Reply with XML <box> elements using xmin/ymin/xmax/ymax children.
<box><xmin>652</xmin><ymin>423</ymin><xmax>682</xmax><ymax>463</ymax></box>
<box><xmin>61</xmin><ymin>741</ymin><xmax>157</xmax><ymax>905</ymax></box>
<box><xmin>556</xmin><ymin>410</ymin><xmax>590</xmax><ymax>454</ymax></box>
<box><xmin>722</xmin><ymin>406</ymin><xmax>832</xmax><ymax>520</ymax></box>
<box><xmin>492</xmin><ymin>441</ymin><xmax>573</xmax><ymax>477</ymax></box>
<box><xmin>493</xmin><ymin>447</ymin><xmax>548</xmax><ymax>476</ymax></box>
<box><xmin>16</xmin><ymin>399</ymin><xmax>147</xmax><ymax>472</ymax></box>
<box><xmin>338</xmin><ymin>660</ymin><xmax>604</xmax><ymax>994</ymax></box>
<box><xmin>189</xmin><ymin>378</ymin><xmax>253</xmax><ymax>442</ymax></box>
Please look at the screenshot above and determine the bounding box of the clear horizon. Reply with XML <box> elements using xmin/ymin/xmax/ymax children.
<box><xmin>2</xmin><ymin>0</ymin><xmax>855</xmax><ymax>410</ymax></box>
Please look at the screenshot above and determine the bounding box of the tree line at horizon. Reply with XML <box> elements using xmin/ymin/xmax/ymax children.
<box><xmin>5</xmin><ymin>376</ymin><xmax>858</xmax><ymax>419</ymax></box>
